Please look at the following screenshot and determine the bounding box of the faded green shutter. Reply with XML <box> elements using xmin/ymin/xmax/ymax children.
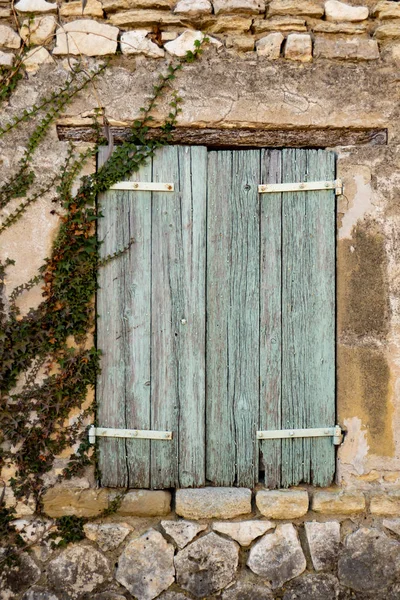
<box><xmin>97</xmin><ymin>146</ymin><xmax>335</xmax><ymax>489</ymax></box>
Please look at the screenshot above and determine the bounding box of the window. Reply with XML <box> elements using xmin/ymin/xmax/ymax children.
<box><xmin>97</xmin><ymin>146</ymin><xmax>335</xmax><ymax>489</ymax></box>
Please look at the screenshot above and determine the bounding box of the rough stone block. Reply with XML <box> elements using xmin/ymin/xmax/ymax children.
<box><xmin>102</xmin><ymin>0</ymin><xmax>173</xmax><ymax>11</ymax></box>
<box><xmin>314</xmin><ymin>37</ymin><xmax>379</xmax><ymax>60</ymax></box>
<box><xmin>161</xmin><ymin>519</ymin><xmax>207</xmax><ymax>548</ymax></box>
<box><xmin>253</xmin><ymin>16</ymin><xmax>307</xmax><ymax>32</ymax></box>
<box><xmin>383</xmin><ymin>518</ymin><xmax>400</xmax><ymax>536</ymax></box>
<box><xmin>0</xmin><ymin>553</ymin><xmax>41</xmax><ymax>598</ymax></box>
<box><xmin>175</xmin><ymin>532</ymin><xmax>239</xmax><ymax>597</ymax></box>
<box><xmin>0</xmin><ymin>24</ymin><xmax>20</xmax><ymax>48</ymax></box>
<box><xmin>121</xmin><ymin>30</ymin><xmax>164</xmax><ymax>57</ymax></box>
<box><xmin>282</xmin><ymin>574</ymin><xmax>340</xmax><ymax>600</ymax></box>
<box><xmin>158</xmin><ymin>593</ymin><xmax>189</xmax><ymax>600</ymax></box>
<box><xmin>42</xmin><ymin>487</ymin><xmax>109</xmax><ymax>517</ymax></box>
<box><xmin>176</xmin><ymin>487</ymin><xmax>252</xmax><ymax>519</ymax></box>
<box><xmin>375</xmin><ymin>23</ymin><xmax>400</xmax><ymax>39</ymax></box>
<box><xmin>0</xmin><ymin>49</ymin><xmax>14</xmax><ymax>67</ymax></box>
<box><xmin>11</xmin><ymin>518</ymin><xmax>54</xmax><ymax>544</ymax></box>
<box><xmin>284</xmin><ymin>33</ymin><xmax>312</xmax><ymax>61</ymax></box>
<box><xmin>53</xmin><ymin>20</ymin><xmax>118</xmax><ymax>56</ymax></box>
<box><xmin>325</xmin><ymin>0</ymin><xmax>369</xmax><ymax>22</ymax></box>
<box><xmin>116</xmin><ymin>530</ymin><xmax>175</xmax><ymax>599</ymax></box>
<box><xmin>47</xmin><ymin>545</ymin><xmax>112</xmax><ymax>599</ymax></box>
<box><xmin>164</xmin><ymin>29</ymin><xmax>204</xmax><ymax>56</ymax></box>
<box><xmin>247</xmin><ymin>523</ymin><xmax>306</xmax><ymax>588</ymax></box>
<box><xmin>203</xmin><ymin>15</ymin><xmax>252</xmax><ymax>32</ymax></box>
<box><xmin>117</xmin><ymin>490</ymin><xmax>171</xmax><ymax>516</ymax></box>
<box><xmin>109</xmin><ymin>9</ymin><xmax>183</xmax><ymax>27</ymax></box>
<box><xmin>370</xmin><ymin>491</ymin><xmax>400</xmax><ymax>515</ymax></box>
<box><xmin>15</xmin><ymin>0</ymin><xmax>57</xmax><ymax>12</ymax></box>
<box><xmin>312</xmin><ymin>490</ymin><xmax>366</xmax><ymax>514</ymax></box>
<box><xmin>256</xmin><ymin>32</ymin><xmax>284</xmax><ymax>58</ymax></box>
<box><xmin>373</xmin><ymin>1</ymin><xmax>400</xmax><ymax>20</ymax></box>
<box><xmin>83</xmin><ymin>522</ymin><xmax>132</xmax><ymax>552</ymax></box>
<box><xmin>24</xmin><ymin>47</ymin><xmax>53</xmax><ymax>72</ymax></box>
<box><xmin>305</xmin><ymin>521</ymin><xmax>341</xmax><ymax>570</ymax></box>
<box><xmin>174</xmin><ymin>0</ymin><xmax>212</xmax><ymax>16</ymax></box>
<box><xmin>60</xmin><ymin>0</ymin><xmax>103</xmax><ymax>17</ymax></box>
<box><xmin>226</xmin><ymin>35</ymin><xmax>255</xmax><ymax>51</ymax></box>
<box><xmin>221</xmin><ymin>578</ymin><xmax>274</xmax><ymax>599</ymax></box>
<box><xmin>268</xmin><ymin>0</ymin><xmax>324</xmax><ymax>17</ymax></box>
<box><xmin>20</xmin><ymin>16</ymin><xmax>56</xmax><ymax>45</ymax></box>
<box><xmin>338</xmin><ymin>528</ymin><xmax>400</xmax><ymax>593</ymax></box>
<box><xmin>313</xmin><ymin>21</ymin><xmax>367</xmax><ymax>34</ymax></box>
<box><xmin>213</xmin><ymin>0</ymin><xmax>265</xmax><ymax>15</ymax></box>
<box><xmin>256</xmin><ymin>490</ymin><xmax>309</xmax><ymax>518</ymax></box>
<box><xmin>212</xmin><ymin>520</ymin><xmax>274</xmax><ymax>545</ymax></box>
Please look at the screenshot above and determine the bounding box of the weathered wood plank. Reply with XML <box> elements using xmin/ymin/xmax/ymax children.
<box><xmin>58</xmin><ymin>125</ymin><xmax>388</xmax><ymax>148</ymax></box>
<box><xmin>176</xmin><ymin>146</ymin><xmax>207</xmax><ymax>488</ymax></box>
<box><xmin>97</xmin><ymin>147</ymin><xmax>129</xmax><ymax>487</ymax></box>
<box><xmin>150</xmin><ymin>146</ymin><xmax>180</xmax><ymax>488</ymax></box>
<box><xmin>281</xmin><ymin>149</ymin><xmax>335</xmax><ymax>487</ymax></box>
<box><xmin>122</xmin><ymin>161</ymin><xmax>152</xmax><ymax>488</ymax></box>
<box><xmin>97</xmin><ymin>148</ymin><xmax>152</xmax><ymax>488</ymax></box>
<box><xmin>281</xmin><ymin>149</ymin><xmax>310</xmax><ymax>487</ymax></box>
<box><xmin>259</xmin><ymin>149</ymin><xmax>282</xmax><ymax>489</ymax></box>
<box><xmin>150</xmin><ymin>146</ymin><xmax>207</xmax><ymax>488</ymax></box>
<box><xmin>206</xmin><ymin>150</ymin><xmax>260</xmax><ymax>487</ymax></box>
<box><xmin>206</xmin><ymin>151</ymin><xmax>234</xmax><ymax>486</ymax></box>
<box><xmin>306</xmin><ymin>149</ymin><xmax>336</xmax><ymax>487</ymax></box>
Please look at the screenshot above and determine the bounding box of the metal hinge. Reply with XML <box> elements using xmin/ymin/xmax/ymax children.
<box><xmin>258</xmin><ymin>179</ymin><xmax>343</xmax><ymax>195</ymax></box>
<box><xmin>110</xmin><ymin>182</ymin><xmax>174</xmax><ymax>192</ymax></box>
<box><xmin>88</xmin><ymin>426</ymin><xmax>173</xmax><ymax>444</ymax></box>
<box><xmin>257</xmin><ymin>425</ymin><xmax>343</xmax><ymax>445</ymax></box>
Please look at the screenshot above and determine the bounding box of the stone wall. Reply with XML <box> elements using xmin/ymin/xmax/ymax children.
<box><xmin>3</xmin><ymin>0</ymin><xmax>400</xmax><ymax>67</ymax></box>
<box><xmin>5</xmin><ymin>487</ymin><xmax>400</xmax><ymax>598</ymax></box>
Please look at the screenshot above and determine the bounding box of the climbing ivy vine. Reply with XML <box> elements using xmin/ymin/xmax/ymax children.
<box><xmin>0</xmin><ymin>38</ymin><xmax>207</xmax><ymax>559</ymax></box>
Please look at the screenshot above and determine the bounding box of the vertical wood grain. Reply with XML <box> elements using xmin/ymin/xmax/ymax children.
<box><xmin>282</xmin><ymin>149</ymin><xmax>309</xmax><ymax>487</ymax></box>
<box><xmin>206</xmin><ymin>150</ymin><xmax>260</xmax><ymax>487</ymax></box>
<box><xmin>281</xmin><ymin>149</ymin><xmax>335</xmax><ymax>487</ymax></box>
<box><xmin>177</xmin><ymin>146</ymin><xmax>207</xmax><ymax>488</ymax></box>
<box><xmin>97</xmin><ymin>148</ymin><xmax>152</xmax><ymax>488</ymax></box>
<box><xmin>97</xmin><ymin>147</ymin><xmax>128</xmax><ymax>487</ymax></box>
<box><xmin>150</xmin><ymin>146</ymin><xmax>207</xmax><ymax>488</ymax></box>
<box><xmin>150</xmin><ymin>146</ymin><xmax>180</xmax><ymax>488</ymax></box>
<box><xmin>259</xmin><ymin>149</ymin><xmax>282</xmax><ymax>488</ymax></box>
<box><xmin>306</xmin><ymin>150</ymin><xmax>336</xmax><ymax>487</ymax></box>
<box><xmin>206</xmin><ymin>151</ymin><xmax>234</xmax><ymax>485</ymax></box>
<box><xmin>122</xmin><ymin>160</ymin><xmax>152</xmax><ymax>488</ymax></box>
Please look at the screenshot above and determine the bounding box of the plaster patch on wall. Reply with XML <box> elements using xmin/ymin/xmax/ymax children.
<box><xmin>338</xmin><ymin>416</ymin><xmax>369</xmax><ymax>478</ymax></box>
<box><xmin>339</xmin><ymin>167</ymin><xmax>376</xmax><ymax>240</ymax></box>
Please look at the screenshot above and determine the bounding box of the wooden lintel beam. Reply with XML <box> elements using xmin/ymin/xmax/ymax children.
<box><xmin>56</xmin><ymin>125</ymin><xmax>388</xmax><ymax>148</ymax></box>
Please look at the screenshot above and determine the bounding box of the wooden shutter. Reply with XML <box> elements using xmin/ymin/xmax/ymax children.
<box><xmin>97</xmin><ymin>146</ymin><xmax>335</xmax><ymax>489</ymax></box>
